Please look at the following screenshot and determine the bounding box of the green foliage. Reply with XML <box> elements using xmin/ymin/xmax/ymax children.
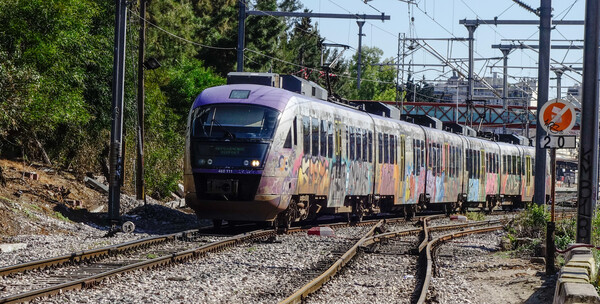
<box><xmin>1</xmin><ymin>0</ymin><xmax>436</xmax><ymax>200</ymax></box>
<box><xmin>53</xmin><ymin>211</ymin><xmax>70</xmax><ymax>222</ymax></box>
<box><xmin>146</xmin><ymin>253</ymin><xmax>157</xmax><ymax>259</ymax></box>
<box><xmin>555</xmin><ymin>217</ymin><xmax>576</xmax><ymax>250</ymax></box>
<box><xmin>522</xmin><ymin>203</ymin><xmax>549</xmax><ymax>232</ymax></box>
<box><xmin>466</xmin><ymin>211</ymin><xmax>485</xmax><ymax>221</ymax></box>
<box><xmin>503</xmin><ymin>203</ymin><xmax>549</xmax><ymax>255</ymax></box>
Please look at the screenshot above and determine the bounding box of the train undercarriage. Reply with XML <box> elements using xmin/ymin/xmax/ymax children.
<box><xmin>271</xmin><ymin>193</ymin><xmax>530</xmax><ymax>229</ymax></box>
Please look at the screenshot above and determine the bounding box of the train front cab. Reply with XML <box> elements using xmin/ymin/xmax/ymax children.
<box><xmin>184</xmin><ymin>97</ymin><xmax>289</xmax><ymax>223</ymax></box>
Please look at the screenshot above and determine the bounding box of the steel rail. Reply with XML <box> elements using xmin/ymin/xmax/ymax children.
<box><xmin>0</xmin><ymin>229</ymin><xmax>276</xmax><ymax>304</ymax></box>
<box><xmin>0</xmin><ymin>217</ymin><xmax>406</xmax><ymax>303</ymax></box>
<box><xmin>0</xmin><ymin>215</ymin><xmax>407</xmax><ymax>279</ymax></box>
<box><xmin>0</xmin><ymin>229</ymin><xmax>199</xmax><ymax>277</ymax></box>
<box><xmin>416</xmin><ymin>225</ymin><xmax>505</xmax><ymax>304</ymax></box>
<box><xmin>279</xmin><ymin>220</ymin><xmax>386</xmax><ymax>304</ymax></box>
<box><xmin>280</xmin><ymin>216</ymin><xmax>509</xmax><ymax>304</ymax></box>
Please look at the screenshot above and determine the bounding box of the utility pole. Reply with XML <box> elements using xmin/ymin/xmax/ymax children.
<box><xmin>356</xmin><ymin>21</ymin><xmax>365</xmax><ymax>90</ymax></box>
<box><xmin>576</xmin><ymin>0</ymin><xmax>600</xmax><ymax>244</ymax></box>
<box><xmin>463</xmin><ymin>20</ymin><xmax>478</xmax><ymax>105</ymax></box>
<box><xmin>500</xmin><ymin>46</ymin><xmax>511</xmax><ymax>134</ymax></box>
<box><xmin>236</xmin><ymin>0</ymin><xmax>246</xmax><ymax>72</ymax></box>
<box><xmin>396</xmin><ymin>33</ymin><xmax>401</xmax><ymax>105</ymax></box>
<box><xmin>136</xmin><ymin>0</ymin><xmax>147</xmax><ymax>202</ymax></box>
<box><xmin>534</xmin><ymin>0</ymin><xmax>551</xmax><ymax>208</ymax></box>
<box><xmin>109</xmin><ymin>0</ymin><xmax>128</xmax><ymax>227</ymax></box>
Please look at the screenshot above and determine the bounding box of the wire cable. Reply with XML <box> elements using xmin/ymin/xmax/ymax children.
<box><xmin>129</xmin><ymin>10</ymin><xmax>236</xmax><ymax>51</ymax></box>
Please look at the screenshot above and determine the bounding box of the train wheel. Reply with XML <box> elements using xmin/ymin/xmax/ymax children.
<box><xmin>353</xmin><ymin>200</ymin><xmax>365</xmax><ymax>222</ymax></box>
<box><xmin>277</xmin><ymin>200</ymin><xmax>299</xmax><ymax>232</ymax></box>
<box><xmin>404</xmin><ymin>205</ymin><xmax>415</xmax><ymax>220</ymax></box>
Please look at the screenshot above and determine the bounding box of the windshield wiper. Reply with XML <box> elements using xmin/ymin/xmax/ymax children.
<box><xmin>211</xmin><ymin>119</ymin><xmax>236</xmax><ymax>139</ymax></box>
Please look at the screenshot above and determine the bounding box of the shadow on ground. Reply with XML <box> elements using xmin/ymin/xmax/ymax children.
<box><xmin>53</xmin><ymin>203</ymin><xmax>211</xmax><ymax>235</ymax></box>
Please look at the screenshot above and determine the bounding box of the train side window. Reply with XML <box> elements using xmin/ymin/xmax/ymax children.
<box><xmin>432</xmin><ymin>144</ymin><xmax>436</xmax><ymax>175</ymax></box>
<box><xmin>345</xmin><ymin>126</ymin><xmax>349</xmax><ymax>159</ymax></box>
<box><xmin>356</xmin><ymin>128</ymin><xmax>362</xmax><ymax>161</ymax></box>
<box><xmin>384</xmin><ymin>134</ymin><xmax>389</xmax><ymax>163</ymax></box>
<box><xmin>320</xmin><ymin>120</ymin><xmax>327</xmax><ymax>157</ymax></box>
<box><xmin>436</xmin><ymin>144</ymin><xmax>440</xmax><ymax>175</ymax></box>
<box><xmin>363</xmin><ymin>130</ymin><xmax>368</xmax><ymax>162</ymax></box>
<box><xmin>458</xmin><ymin>149</ymin><xmax>465</xmax><ymax>176</ymax></box>
<box><xmin>302</xmin><ymin>116</ymin><xmax>310</xmax><ymax>155</ymax></box>
<box><xmin>455</xmin><ymin>147</ymin><xmax>459</xmax><ymax>177</ymax></box>
<box><xmin>349</xmin><ymin>127</ymin><xmax>355</xmax><ymax>161</ymax></box>
<box><xmin>517</xmin><ymin>156</ymin><xmax>522</xmax><ymax>175</ymax></box>
<box><xmin>428</xmin><ymin>143</ymin><xmax>432</xmax><ymax>170</ymax></box>
<box><xmin>390</xmin><ymin>135</ymin><xmax>395</xmax><ymax>164</ymax></box>
<box><xmin>451</xmin><ymin>145</ymin><xmax>454</xmax><ymax>177</ymax></box>
<box><xmin>466</xmin><ymin>149</ymin><xmax>471</xmax><ymax>178</ymax></box>
<box><xmin>283</xmin><ymin>128</ymin><xmax>292</xmax><ymax>148</ymax></box>
<box><xmin>421</xmin><ymin>140</ymin><xmax>425</xmax><ymax>170</ymax></box>
<box><xmin>512</xmin><ymin>155</ymin><xmax>516</xmax><ymax>174</ymax></box>
<box><xmin>293</xmin><ymin>117</ymin><xmax>297</xmax><ymax>146</ymax></box>
<box><xmin>413</xmin><ymin>140</ymin><xmax>418</xmax><ymax>175</ymax></box>
<box><xmin>476</xmin><ymin>151</ymin><xmax>480</xmax><ymax>179</ymax></box>
<box><xmin>475</xmin><ymin>150</ymin><xmax>479</xmax><ymax>179</ymax></box>
<box><xmin>502</xmin><ymin>155</ymin><xmax>506</xmax><ymax>174</ymax></box>
<box><xmin>493</xmin><ymin>154</ymin><xmax>497</xmax><ymax>173</ymax></box>
<box><xmin>311</xmin><ymin>117</ymin><xmax>319</xmax><ymax>156</ymax></box>
<box><xmin>327</xmin><ymin>122</ymin><xmax>333</xmax><ymax>158</ymax></box>
<box><xmin>473</xmin><ymin>149</ymin><xmax>477</xmax><ymax>178</ymax></box>
<box><xmin>400</xmin><ymin>136</ymin><xmax>405</xmax><ymax>180</ymax></box>
<box><xmin>368</xmin><ymin>131</ymin><xmax>373</xmax><ymax>162</ymax></box>
<box><xmin>361</xmin><ymin>130</ymin><xmax>366</xmax><ymax>161</ymax></box>
<box><xmin>378</xmin><ymin>133</ymin><xmax>383</xmax><ymax>164</ymax></box>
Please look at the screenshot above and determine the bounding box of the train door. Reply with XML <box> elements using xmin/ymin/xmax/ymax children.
<box><xmin>525</xmin><ymin>155</ymin><xmax>532</xmax><ymax>199</ymax></box>
<box><xmin>328</xmin><ymin>119</ymin><xmax>345</xmax><ymax>208</ymax></box>
<box><xmin>480</xmin><ymin>149</ymin><xmax>486</xmax><ymax>200</ymax></box>
<box><xmin>399</xmin><ymin>135</ymin><xmax>406</xmax><ymax>204</ymax></box>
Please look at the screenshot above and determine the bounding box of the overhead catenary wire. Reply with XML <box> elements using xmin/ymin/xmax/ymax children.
<box><xmin>129</xmin><ymin>10</ymin><xmax>236</xmax><ymax>51</ymax></box>
<box><xmin>132</xmin><ymin>7</ymin><xmax>396</xmax><ymax>87</ymax></box>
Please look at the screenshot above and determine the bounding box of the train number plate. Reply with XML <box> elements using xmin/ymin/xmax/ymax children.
<box><xmin>206</xmin><ymin>179</ymin><xmax>239</xmax><ymax>195</ymax></box>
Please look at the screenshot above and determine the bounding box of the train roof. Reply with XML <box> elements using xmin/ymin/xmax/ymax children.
<box><xmin>192</xmin><ymin>84</ymin><xmax>296</xmax><ymax>112</ymax></box>
<box><xmin>193</xmin><ymin>84</ymin><xmax>534</xmax><ymax>149</ymax></box>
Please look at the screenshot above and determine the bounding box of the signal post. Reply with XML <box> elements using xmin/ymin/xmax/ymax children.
<box><xmin>539</xmin><ymin>99</ymin><xmax>577</xmax><ymax>274</ymax></box>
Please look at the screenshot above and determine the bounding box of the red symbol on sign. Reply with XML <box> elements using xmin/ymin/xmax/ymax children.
<box><xmin>540</xmin><ymin>101</ymin><xmax>576</xmax><ymax>134</ymax></box>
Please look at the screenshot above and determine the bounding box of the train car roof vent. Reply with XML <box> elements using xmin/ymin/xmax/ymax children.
<box><xmin>227</xmin><ymin>72</ymin><xmax>280</xmax><ymax>88</ymax></box>
<box><xmin>477</xmin><ymin>131</ymin><xmax>498</xmax><ymax>141</ymax></box>
<box><xmin>281</xmin><ymin>75</ymin><xmax>328</xmax><ymax>101</ymax></box>
<box><xmin>401</xmin><ymin>114</ymin><xmax>442</xmax><ymax>129</ymax></box>
<box><xmin>351</xmin><ymin>101</ymin><xmax>400</xmax><ymax>119</ymax></box>
<box><xmin>497</xmin><ymin>134</ymin><xmax>530</xmax><ymax>145</ymax></box>
<box><xmin>442</xmin><ymin>122</ymin><xmax>477</xmax><ymax>137</ymax></box>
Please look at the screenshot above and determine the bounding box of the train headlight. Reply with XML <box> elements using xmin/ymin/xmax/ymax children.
<box><xmin>207</xmin><ymin>159</ymin><xmax>213</xmax><ymax>165</ymax></box>
<box><xmin>243</xmin><ymin>160</ymin><xmax>249</xmax><ymax>166</ymax></box>
<box><xmin>198</xmin><ymin>159</ymin><xmax>206</xmax><ymax>166</ymax></box>
<box><xmin>251</xmin><ymin>160</ymin><xmax>260</xmax><ymax>167</ymax></box>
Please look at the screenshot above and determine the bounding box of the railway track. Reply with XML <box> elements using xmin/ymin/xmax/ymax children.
<box><xmin>280</xmin><ymin>214</ymin><xmax>511</xmax><ymax>304</ymax></box>
<box><xmin>0</xmin><ymin>217</ymin><xmax>410</xmax><ymax>304</ymax></box>
<box><xmin>0</xmin><ymin>210</ymin><xmax>570</xmax><ymax>303</ymax></box>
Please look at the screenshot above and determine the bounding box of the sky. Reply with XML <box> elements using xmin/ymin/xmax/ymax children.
<box><xmin>298</xmin><ymin>0</ymin><xmax>586</xmax><ymax>99</ymax></box>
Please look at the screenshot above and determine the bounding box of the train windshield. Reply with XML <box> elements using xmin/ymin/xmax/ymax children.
<box><xmin>191</xmin><ymin>104</ymin><xmax>280</xmax><ymax>140</ymax></box>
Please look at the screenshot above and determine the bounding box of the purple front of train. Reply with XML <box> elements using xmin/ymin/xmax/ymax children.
<box><xmin>184</xmin><ymin>84</ymin><xmax>296</xmax><ymax>222</ymax></box>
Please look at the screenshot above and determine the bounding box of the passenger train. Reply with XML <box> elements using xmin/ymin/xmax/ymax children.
<box><xmin>184</xmin><ymin>74</ymin><xmax>551</xmax><ymax>227</ymax></box>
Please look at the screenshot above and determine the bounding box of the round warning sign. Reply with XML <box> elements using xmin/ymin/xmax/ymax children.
<box><xmin>539</xmin><ymin>100</ymin><xmax>576</xmax><ymax>134</ymax></box>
